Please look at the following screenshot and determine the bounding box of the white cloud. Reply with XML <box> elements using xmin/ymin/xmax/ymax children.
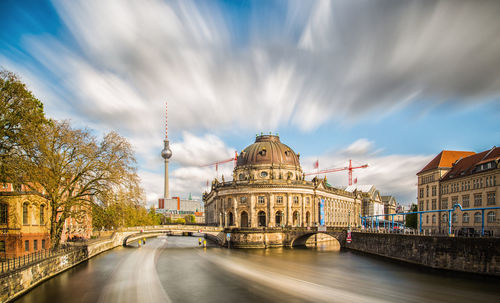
<box><xmin>141</xmin><ymin>132</ymin><xmax>236</xmax><ymax>206</ymax></box>
<box><xmin>303</xmin><ymin>139</ymin><xmax>433</xmax><ymax>205</ymax></box>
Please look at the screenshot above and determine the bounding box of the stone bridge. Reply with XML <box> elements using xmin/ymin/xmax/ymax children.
<box><xmin>120</xmin><ymin>225</ymin><xmax>223</xmax><ymax>246</ymax></box>
<box><xmin>224</xmin><ymin>227</ymin><xmax>348</xmax><ymax>248</ymax></box>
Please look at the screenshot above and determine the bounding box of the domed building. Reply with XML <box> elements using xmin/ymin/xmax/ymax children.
<box><xmin>203</xmin><ymin>134</ymin><xmax>362</xmax><ymax>229</ymax></box>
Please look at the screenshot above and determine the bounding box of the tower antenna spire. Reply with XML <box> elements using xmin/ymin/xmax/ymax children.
<box><xmin>165</xmin><ymin>101</ymin><xmax>168</xmax><ymax>140</ymax></box>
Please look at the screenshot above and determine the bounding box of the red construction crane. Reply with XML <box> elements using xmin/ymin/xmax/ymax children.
<box><xmin>201</xmin><ymin>151</ymin><xmax>238</xmax><ymax>177</ymax></box>
<box><xmin>305</xmin><ymin>160</ymin><xmax>368</xmax><ymax>186</ymax></box>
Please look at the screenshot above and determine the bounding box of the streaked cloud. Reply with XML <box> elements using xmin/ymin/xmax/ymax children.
<box><xmin>1</xmin><ymin>0</ymin><xmax>499</xmax><ymax>205</ymax></box>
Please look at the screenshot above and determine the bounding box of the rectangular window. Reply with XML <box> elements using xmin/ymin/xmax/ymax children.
<box><xmin>432</xmin><ymin>186</ymin><xmax>436</xmax><ymax>196</ymax></box>
<box><xmin>25</xmin><ymin>240</ymin><xmax>29</xmax><ymax>252</ymax></box>
<box><xmin>432</xmin><ymin>199</ymin><xmax>437</xmax><ymax>210</ymax></box>
<box><xmin>474</xmin><ymin>194</ymin><xmax>482</xmax><ymax>207</ymax></box>
<box><xmin>23</xmin><ymin>203</ymin><xmax>28</xmax><ymax>225</ymax></box>
<box><xmin>306</xmin><ymin>197</ymin><xmax>310</xmax><ymax>205</ymax></box>
<box><xmin>293</xmin><ymin>196</ymin><xmax>299</xmax><ymax>204</ymax></box>
<box><xmin>0</xmin><ymin>203</ymin><xmax>7</xmax><ymax>224</ymax></box>
<box><xmin>276</xmin><ymin>196</ymin><xmax>283</xmax><ymax>204</ymax></box>
<box><xmin>0</xmin><ymin>241</ymin><xmax>5</xmax><ymax>252</ymax></box>
<box><xmin>487</xmin><ymin>192</ymin><xmax>496</xmax><ymax>205</ymax></box>
<box><xmin>426</xmin><ymin>200</ymin><xmax>429</xmax><ymax>210</ymax></box>
<box><xmin>462</xmin><ymin>195</ymin><xmax>470</xmax><ymax>208</ymax></box>
<box><xmin>451</xmin><ymin>196</ymin><xmax>458</xmax><ymax>206</ymax></box>
<box><xmin>40</xmin><ymin>205</ymin><xmax>45</xmax><ymax>225</ymax></box>
<box><xmin>42</xmin><ymin>239</ymin><xmax>46</xmax><ymax>249</ymax></box>
<box><xmin>34</xmin><ymin>240</ymin><xmax>38</xmax><ymax>251</ymax></box>
<box><xmin>419</xmin><ymin>188</ymin><xmax>424</xmax><ymax>198</ymax></box>
<box><xmin>441</xmin><ymin>198</ymin><xmax>448</xmax><ymax>209</ymax></box>
<box><xmin>258</xmin><ymin>196</ymin><xmax>265</xmax><ymax>204</ymax></box>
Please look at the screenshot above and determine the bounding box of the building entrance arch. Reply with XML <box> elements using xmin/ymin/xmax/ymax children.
<box><xmin>240</xmin><ymin>211</ymin><xmax>248</xmax><ymax>228</ymax></box>
<box><xmin>258</xmin><ymin>211</ymin><xmax>266</xmax><ymax>227</ymax></box>
<box><xmin>228</xmin><ymin>212</ymin><xmax>234</xmax><ymax>226</ymax></box>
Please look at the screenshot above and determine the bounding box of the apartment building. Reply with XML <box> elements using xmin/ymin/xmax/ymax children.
<box><xmin>417</xmin><ymin>147</ymin><xmax>499</xmax><ymax>235</ymax></box>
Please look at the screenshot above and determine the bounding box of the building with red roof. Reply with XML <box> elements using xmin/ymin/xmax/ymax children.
<box><xmin>417</xmin><ymin>147</ymin><xmax>499</xmax><ymax>235</ymax></box>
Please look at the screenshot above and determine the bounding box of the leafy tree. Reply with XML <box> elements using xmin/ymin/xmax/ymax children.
<box><xmin>0</xmin><ymin>70</ymin><xmax>46</xmax><ymax>181</ymax></box>
<box><xmin>184</xmin><ymin>214</ymin><xmax>195</xmax><ymax>224</ymax></box>
<box><xmin>16</xmin><ymin>121</ymin><xmax>140</xmax><ymax>247</ymax></box>
<box><xmin>405</xmin><ymin>204</ymin><xmax>418</xmax><ymax>229</ymax></box>
<box><xmin>174</xmin><ymin>218</ymin><xmax>185</xmax><ymax>224</ymax></box>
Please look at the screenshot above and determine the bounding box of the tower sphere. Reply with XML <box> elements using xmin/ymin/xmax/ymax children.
<box><xmin>161</xmin><ymin>140</ymin><xmax>172</xmax><ymax>159</ymax></box>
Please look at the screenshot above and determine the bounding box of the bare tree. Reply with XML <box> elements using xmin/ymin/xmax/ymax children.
<box><xmin>17</xmin><ymin>121</ymin><xmax>140</xmax><ymax>247</ymax></box>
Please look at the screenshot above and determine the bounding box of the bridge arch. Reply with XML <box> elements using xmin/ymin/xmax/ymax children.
<box><xmin>286</xmin><ymin>229</ymin><xmax>346</xmax><ymax>248</ymax></box>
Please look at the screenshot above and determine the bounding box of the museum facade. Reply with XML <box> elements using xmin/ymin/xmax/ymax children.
<box><xmin>203</xmin><ymin>134</ymin><xmax>362</xmax><ymax>229</ymax></box>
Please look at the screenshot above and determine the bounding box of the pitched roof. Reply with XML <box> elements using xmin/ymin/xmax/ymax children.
<box><xmin>417</xmin><ymin>150</ymin><xmax>475</xmax><ymax>174</ymax></box>
<box><xmin>344</xmin><ymin>184</ymin><xmax>374</xmax><ymax>193</ymax></box>
<box><xmin>441</xmin><ymin>146</ymin><xmax>500</xmax><ymax>181</ymax></box>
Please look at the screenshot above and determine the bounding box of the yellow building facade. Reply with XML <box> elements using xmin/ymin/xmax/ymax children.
<box><xmin>203</xmin><ymin>135</ymin><xmax>362</xmax><ymax>229</ymax></box>
<box><xmin>418</xmin><ymin>147</ymin><xmax>499</xmax><ymax>235</ymax></box>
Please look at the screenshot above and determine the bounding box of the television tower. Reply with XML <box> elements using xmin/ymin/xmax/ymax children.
<box><xmin>160</xmin><ymin>102</ymin><xmax>172</xmax><ymax>198</ymax></box>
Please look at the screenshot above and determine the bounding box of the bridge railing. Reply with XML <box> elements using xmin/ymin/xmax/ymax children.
<box><xmin>0</xmin><ymin>246</ymin><xmax>83</xmax><ymax>276</ymax></box>
<box><xmin>360</xmin><ymin>204</ymin><xmax>500</xmax><ymax>237</ymax></box>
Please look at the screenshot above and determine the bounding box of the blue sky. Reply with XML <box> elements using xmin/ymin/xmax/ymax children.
<box><xmin>1</xmin><ymin>0</ymin><xmax>499</xmax><ymax>206</ymax></box>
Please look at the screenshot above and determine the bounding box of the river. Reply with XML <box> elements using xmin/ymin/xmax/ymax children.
<box><xmin>14</xmin><ymin>236</ymin><xmax>500</xmax><ymax>303</ymax></box>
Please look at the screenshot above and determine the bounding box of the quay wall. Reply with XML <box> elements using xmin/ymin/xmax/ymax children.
<box><xmin>345</xmin><ymin>232</ymin><xmax>500</xmax><ymax>276</ymax></box>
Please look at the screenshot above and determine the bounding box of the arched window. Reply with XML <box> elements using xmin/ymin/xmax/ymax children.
<box><xmin>452</xmin><ymin>213</ymin><xmax>457</xmax><ymax>223</ymax></box>
<box><xmin>23</xmin><ymin>202</ymin><xmax>29</xmax><ymax>225</ymax></box>
<box><xmin>463</xmin><ymin>213</ymin><xmax>470</xmax><ymax>223</ymax></box>
<box><xmin>432</xmin><ymin>215</ymin><xmax>436</xmax><ymax>224</ymax></box>
<box><xmin>258</xmin><ymin>211</ymin><xmax>266</xmax><ymax>227</ymax></box>
<box><xmin>474</xmin><ymin>212</ymin><xmax>481</xmax><ymax>223</ymax></box>
<box><xmin>293</xmin><ymin>211</ymin><xmax>300</xmax><ymax>226</ymax></box>
<box><xmin>0</xmin><ymin>203</ymin><xmax>7</xmax><ymax>224</ymax></box>
<box><xmin>228</xmin><ymin>212</ymin><xmax>234</xmax><ymax>226</ymax></box>
<box><xmin>240</xmin><ymin>211</ymin><xmax>248</xmax><ymax>228</ymax></box>
<box><xmin>275</xmin><ymin>211</ymin><xmax>283</xmax><ymax>226</ymax></box>
<box><xmin>487</xmin><ymin>211</ymin><xmax>496</xmax><ymax>223</ymax></box>
<box><xmin>40</xmin><ymin>205</ymin><xmax>45</xmax><ymax>225</ymax></box>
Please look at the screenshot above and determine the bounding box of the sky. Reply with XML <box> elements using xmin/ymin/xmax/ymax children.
<box><xmin>1</xmin><ymin>0</ymin><xmax>499</xmax><ymax>207</ymax></box>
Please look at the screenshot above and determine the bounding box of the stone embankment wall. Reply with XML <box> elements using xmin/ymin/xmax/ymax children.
<box><xmin>345</xmin><ymin>232</ymin><xmax>500</xmax><ymax>276</ymax></box>
<box><xmin>0</xmin><ymin>230</ymin><xmax>169</xmax><ymax>302</ymax></box>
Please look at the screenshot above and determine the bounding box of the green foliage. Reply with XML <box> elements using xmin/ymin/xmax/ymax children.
<box><xmin>92</xmin><ymin>204</ymin><xmax>161</xmax><ymax>229</ymax></box>
<box><xmin>184</xmin><ymin>214</ymin><xmax>195</xmax><ymax>224</ymax></box>
<box><xmin>405</xmin><ymin>204</ymin><xmax>418</xmax><ymax>229</ymax></box>
<box><xmin>0</xmin><ymin>70</ymin><xmax>47</xmax><ymax>182</ymax></box>
<box><xmin>174</xmin><ymin>218</ymin><xmax>185</xmax><ymax>224</ymax></box>
<box><xmin>164</xmin><ymin>217</ymin><xmax>172</xmax><ymax>224</ymax></box>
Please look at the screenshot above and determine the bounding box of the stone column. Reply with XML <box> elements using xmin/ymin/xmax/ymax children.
<box><xmin>250</xmin><ymin>194</ymin><xmax>256</xmax><ymax>228</ymax></box>
<box><xmin>301</xmin><ymin>194</ymin><xmax>306</xmax><ymax>227</ymax></box>
<box><xmin>233</xmin><ymin>197</ymin><xmax>238</xmax><ymax>227</ymax></box>
<box><xmin>268</xmin><ymin>194</ymin><xmax>275</xmax><ymax>227</ymax></box>
<box><xmin>287</xmin><ymin>194</ymin><xmax>293</xmax><ymax>226</ymax></box>
<box><xmin>224</xmin><ymin>212</ymin><xmax>228</xmax><ymax>228</ymax></box>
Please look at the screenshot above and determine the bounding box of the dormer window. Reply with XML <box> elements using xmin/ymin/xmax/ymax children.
<box><xmin>284</xmin><ymin>150</ymin><xmax>290</xmax><ymax>156</ymax></box>
<box><xmin>259</xmin><ymin>148</ymin><xmax>267</xmax><ymax>156</ymax></box>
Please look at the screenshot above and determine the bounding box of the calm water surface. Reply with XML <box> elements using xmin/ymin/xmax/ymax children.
<box><xmin>14</xmin><ymin>236</ymin><xmax>500</xmax><ymax>303</ymax></box>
